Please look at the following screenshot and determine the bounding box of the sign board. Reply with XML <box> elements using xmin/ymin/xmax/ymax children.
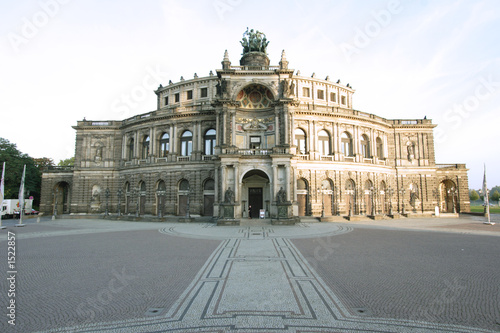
<box><xmin>259</xmin><ymin>209</ymin><xmax>265</xmax><ymax>219</ymax></box>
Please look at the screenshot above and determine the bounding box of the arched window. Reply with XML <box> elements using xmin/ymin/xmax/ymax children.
<box><xmin>317</xmin><ymin>130</ymin><xmax>330</xmax><ymax>156</ymax></box>
<box><xmin>160</xmin><ymin>133</ymin><xmax>169</xmax><ymax>157</ymax></box>
<box><xmin>142</xmin><ymin>136</ymin><xmax>150</xmax><ymax>159</ymax></box>
<box><xmin>180</xmin><ymin>131</ymin><xmax>193</xmax><ymax>156</ymax></box>
<box><xmin>376</xmin><ymin>137</ymin><xmax>384</xmax><ymax>159</ymax></box>
<box><xmin>341</xmin><ymin>132</ymin><xmax>353</xmax><ymax>157</ymax></box>
<box><xmin>361</xmin><ymin>134</ymin><xmax>370</xmax><ymax>158</ymax></box>
<box><xmin>128</xmin><ymin>138</ymin><xmax>134</xmax><ymax>161</ymax></box>
<box><xmin>295</xmin><ymin>128</ymin><xmax>307</xmax><ymax>154</ymax></box>
<box><xmin>140</xmin><ymin>181</ymin><xmax>146</xmax><ymax>192</ymax></box>
<box><xmin>157</xmin><ymin>180</ymin><xmax>166</xmax><ymax>191</ymax></box>
<box><xmin>204</xmin><ymin>179</ymin><xmax>215</xmax><ymax>190</ymax></box>
<box><xmin>204</xmin><ymin>129</ymin><xmax>216</xmax><ymax>155</ymax></box>
<box><xmin>179</xmin><ymin>179</ymin><xmax>190</xmax><ymax>191</ymax></box>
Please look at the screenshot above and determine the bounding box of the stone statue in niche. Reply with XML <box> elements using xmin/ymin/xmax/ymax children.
<box><xmin>91</xmin><ymin>185</ymin><xmax>101</xmax><ymax>203</ymax></box>
<box><xmin>289</xmin><ymin>80</ymin><xmax>295</xmax><ymax>96</ymax></box>
<box><xmin>409</xmin><ymin>183</ymin><xmax>419</xmax><ymax>207</ymax></box>
<box><xmin>224</xmin><ymin>187</ymin><xmax>234</xmax><ymax>203</ymax></box>
<box><xmin>281</xmin><ymin>79</ymin><xmax>289</xmax><ymax>98</ymax></box>
<box><xmin>407</xmin><ymin>142</ymin><xmax>415</xmax><ymax>160</ymax></box>
<box><xmin>95</xmin><ymin>146</ymin><xmax>103</xmax><ymax>161</ymax></box>
<box><xmin>276</xmin><ymin>187</ymin><xmax>286</xmax><ymax>203</ymax></box>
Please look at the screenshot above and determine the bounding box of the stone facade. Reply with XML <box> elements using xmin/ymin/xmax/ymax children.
<box><xmin>40</xmin><ymin>36</ymin><xmax>470</xmax><ymax>219</ymax></box>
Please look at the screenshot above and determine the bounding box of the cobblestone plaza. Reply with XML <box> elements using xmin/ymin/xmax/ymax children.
<box><xmin>1</xmin><ymin>215</ymin><xmax>499</xmax><ymax>332</ymax></box>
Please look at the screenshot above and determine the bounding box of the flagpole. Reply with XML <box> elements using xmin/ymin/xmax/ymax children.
<box><xmin>0</xmin><ymin>162</ymin><xmax>5</xmax><ymax>230</ymax></box>
<box><xmin>483</xmin><ymin>164</ymin><xmax>493</xmax><ymax>225</ymax></box>
<box><xmin>16</xmin><ymin>164</ymin><xmax>26</xmax><ymax>227</ymax></box>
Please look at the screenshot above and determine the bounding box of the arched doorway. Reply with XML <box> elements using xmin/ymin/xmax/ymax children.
<box><xmin>203</xmin><ymin>179</ymin><xmax>215</xmax><ymax>216</ymax></box>
<box><xmin>178</xmin><ymin>179</ymin><xmax>189</xmax><ymax>216</ymax></box>
<box><xmin>439</xmin><ymin>180</ymin><xmax>457</xmax><ymax>213</ymax></box>
<box><xmin>379</xmin><ymin>181</ymin><xmax>387</xmax><ymax>214</ymax></box>
<box><xmin>364</xmin><ymin>180</ymin><xmax>373</xmax><ymax>215</ymax></box>
<box><xmin>345</xmin><ymin>179</ymin><xmax>356</xmax><ymax>215</ymax></box>
<box><xmin>54</xmin><ymin>182</ymin><xmax>70</xmax><ymax>214</ymax></box>
<box><xmin>241</xmin><ymin>170</ymin><xmax>270</xmax><ymax>218</ymax></box>
<box><xmin>297</xmin><ymin>178</ymin><xmax>309</xmax><ymax>216</ymax></box>
<box><xmin>124</xmin><ymin>182</ymin><xmax>131</xmax><ymax>214</ymax></box>
<box><xmin>139</xmin><ymin>181</ymin><xmax>146</xmax><ymax>215</ymax></box>
<box><xmin>156</xmin><ymin>180</ymin><xmax>166</xmax><ymax>216</ymax></box>
<box><xmin>321</xmin><ymin>179</ymin><xmax>333</xmax><ymax>216</ymax></box>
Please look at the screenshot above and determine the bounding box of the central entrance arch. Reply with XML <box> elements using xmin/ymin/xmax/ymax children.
<box><xmin>241</xmin><ymin>169</ymin><xmax>270</xmax><ymax>218</ymax></box>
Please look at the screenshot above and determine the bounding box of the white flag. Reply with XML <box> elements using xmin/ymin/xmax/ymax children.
<box><xmin>0</xmin><ymin>162</ymin><xmax>5</xmax><ymax>203</ymax></box>
<box><xmin>18</xmin><ymin>164</ymin><xmax>26</xmax><ymax>212</ymax></box>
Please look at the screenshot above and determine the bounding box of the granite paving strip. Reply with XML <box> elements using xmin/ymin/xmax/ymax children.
<box><xmin>33</xmin><ymin>222</ymin><xmax>496</xmax><ymax>333</ymax></box>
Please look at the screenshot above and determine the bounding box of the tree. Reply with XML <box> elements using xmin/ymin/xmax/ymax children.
<box><xmin>0</xmin><ymin>137</ymin><xmax>41</xmax><ymax>207</ymax></box>
<box><xmin>34</xmin><ymin>157</ymin><xmax>55</xmax><ymax>170</ymax></box>
<box><xmin>469</xmin><ymin>189</ymin><xmax>479</xmax><ymax>201</ymax></box>
<box><xmin>58</xmin><ymin>157</ymin><xmax>75</xmax><ymax>166</ymax></box>
<box><xmin>491</xmin><ymin>190</ymin><xmax>500</xmax><ymax>202</ymax></box>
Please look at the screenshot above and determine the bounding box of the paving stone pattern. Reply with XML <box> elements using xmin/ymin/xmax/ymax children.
<box><xmin>0</xmin><ymin>217</ymin><xmax>498</xmax><ymax>332</ymax></box>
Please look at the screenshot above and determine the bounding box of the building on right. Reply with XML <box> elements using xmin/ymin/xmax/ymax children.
<box><xmin>40</xmin><ymin>31</ymin><xmax>469</xmax><ymax>221</ymax></box>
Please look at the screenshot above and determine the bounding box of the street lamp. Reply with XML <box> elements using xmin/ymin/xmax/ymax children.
<box><xmin>185</xmin><ymin>185</ymin><xmax>191</xmax><ymax>219</ymax></box>
<box><xmin>370</xmin><ymin>186</ymin><xmax>375</xmax><ymax>216</ymax></box>
<box><xmin>400</xmin><ymin>187</ymin><xmax>406</xmax><ymax>215</ymax></box>
<box><xmin>157</xmin><ymin>189</ymin><xmax>166</xmax><ymax>217</ymax></box>
<box><xmin>387</xmin><ymin>186</ymin><xmax>394</xmax><ymax>215</ymax></box>
<box><xmin>105</xmin><ymin>188</ymin><xmax>110</xmax><ymax>216</ymax></box>
<box><xmin>134</xmin><ymin>188</ymin><xmax>139</xmax><ymax>217</ymax></box>
<box><xmin>317</xmin><ymin>185</ymin><xmax>325</xmax><ymax>218</ymax></box>
<box><xmin>334</xmin><ymin>185</ymin><xmax>340</xmax><ymax>216</ymax></box>
<box><xmin>117</xmin><ymin>188</ymin><xmax>122</xmax><ymax>216</ymax></box>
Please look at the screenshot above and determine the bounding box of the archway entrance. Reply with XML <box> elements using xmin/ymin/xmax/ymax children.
<box><xmin>242</xmin><ymin>170</ymin><xmax>270</xmax><ymax>218</ymax></box>
<box><xmin>54</xmin><ymin>182</ymin><xmax>70</xmax><ymax>214</ymax></box>
<box><xmin>297</xmin><ymin>178</ymin><xmax>309</xmax><ymax>216</ymax></box>
<box><xmin>439</xmin><ymin>180</ymin><xmax>457</xmax><ymax>213</ymax></box>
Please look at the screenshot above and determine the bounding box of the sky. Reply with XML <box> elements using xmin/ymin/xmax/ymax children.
<box><xmin>0</xmin><ymin>0</ymin><xmax>499</xmax><ymax>190</ymax></box>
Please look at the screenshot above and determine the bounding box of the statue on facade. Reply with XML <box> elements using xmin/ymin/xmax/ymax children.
<box><xmin>281</xmin><ymin>79</ymin><xmax>289</xmax><ymax>98</ymax></box>
<box><xmin>216</xmin><ymin>78</ymin><xmax>228</xmax><ymax>97</ymax></box>
<box><xmin>407</xmin><ymin>142</ymin><xmax>414</xmax><ymax>160</ymax></box>
<box><xmin>409</xmin><ymin>183</ymin><xmax>419</xmax><ymax>207</ymax></box>
<box><xmin>95</xmin><ymin>146</ymin><xmax>103</xmax><ymax>161</ymax></box>
<box><xmin>240</xmin><ymin>27</ymin><xmax>269</xmax><ymax>54</ymax></box>
<box><xmin>276</xmin><ymin>187</ymin><xmax>286</xmax><ymax>203</ymax></box>
<box><xmin>224</xmin><ymin>187</ymin><xmax>234</xmax><ymax>203</ymax></box>
<box><xmin>289</xmin><ymin>80</ymin><xmax>295</xmax><ymax>96</ymax></box>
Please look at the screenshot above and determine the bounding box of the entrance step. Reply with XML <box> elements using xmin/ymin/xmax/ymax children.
<box><xmin>240</xmin><ymin>218</ymin><xmax>272</xmax><ymax>226</ymax></box>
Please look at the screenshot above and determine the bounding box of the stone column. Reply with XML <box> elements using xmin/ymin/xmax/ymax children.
<box><xmin>134</xmin><ymin>131</ymin><xmax>139</xmax><ymax>159</ymax></box>
<box><xmin>149</xmin><ymin>127</ymin><xmax>154</xmax><ymax>157</ymax></box>
<box><xmin>285</xmin><ymin>165</ymin><xmax>291</xmax><ymax>202</ymax></box>
<box><xmin>275</xmin><ymin>109</ymin><xmax>280</xmax><ymax>146</ymax></box>
<box><xmin>234</xmin><ymin>164</ymin><xmax>239</xmax><ymax>203</ymax></box>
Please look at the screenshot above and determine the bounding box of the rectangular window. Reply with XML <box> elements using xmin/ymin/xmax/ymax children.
<box><xmin>200</xmin><ymin>87</ymin><xmax>208</xmax><ymax>98</ymax></box>
<box><xmin>341</xmin><ymin>95</ymin><xmax>346</xmax><ymax>105</ymax></box>
<box><xmin>175</xmin><ymin>93</ymin><xmax>180</xmax><ymax>103</ymax></box>
<box><xmin>302</xmin><ymin>87</ymin><xmax>310</xmax><ymax>98</ymax></box>
<box><xmin>317</xmin><ymin>90</ymin><xmax>324</xmax><ymax>99</ymax></box>
<box><xmin>187</xmin><ymin>90</ymin><xmax>193</xmax><ymax>100</ymax></box>
<box><xmin>330</xmin><ymin>92</ymin><xmax>336</xmax><ymax>103</ymax></box>
<box><xmin>164</xmin><ymin>96</ymin><xmax>169</xmax><ymax>106</ymax></box>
